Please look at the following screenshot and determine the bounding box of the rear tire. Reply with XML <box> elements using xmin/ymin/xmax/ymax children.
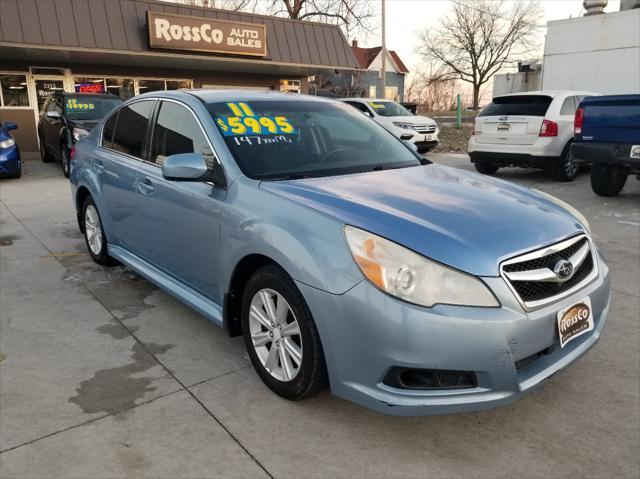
<box><xmin>474</xmin><ymin>162</ymin><xmax>499</xmax><ymax>175</ymax></box>
<box><xmin>241</xmin><ymin>264</ymin><xmax>327</xmax><ymax>400</ymax></box>
<box><xmin>61</xmin><ymin>145</ymin><xmax>71</xmax><ymax>178</ymax></box>
<box><xmin>39</xmin><ymin>135</ymin><xmax>54</xmax><ymax>163</ymax></box>
<box><xmin>551</xmin><ymin>144</ymin><xmax>578</xmax><ymax>182</ymax></box>
<box><xmin>591</xmin><ymin>163</ymin><xmax>627</xmax><ymax>197</ymax></box>
<box><xmin>82</xmin><ymin>197</ymin><xmax>116</xmax><ymax>266</ymax></box>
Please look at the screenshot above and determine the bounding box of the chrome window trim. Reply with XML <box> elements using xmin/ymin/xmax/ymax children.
<box><xmin>98</xmin><ymin>96</ymin><xmax>226</xmax><ymax>185</ymax></box>
<box><xmin>499</xmin><ymin>234</ymin><xmax>599</xmax><ymax>311</ymax></box>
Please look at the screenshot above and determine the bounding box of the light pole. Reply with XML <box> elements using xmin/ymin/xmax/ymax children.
<box><xmin>380</xmin><ymin>0</ymin><xmax>386</xmax><ymax>99</ymax></box>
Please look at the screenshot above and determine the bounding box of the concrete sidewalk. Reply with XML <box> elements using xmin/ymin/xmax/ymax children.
<box><xmin>1</xmin><ymin>153</ymin><xmax>638</xmax><ymax>478</ymax></box>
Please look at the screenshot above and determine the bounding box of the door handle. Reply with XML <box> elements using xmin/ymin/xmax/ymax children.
<box><xmin>138</xmin><ymin>177</ymin><xmax>155</xmax><ymax>195</ymax></box>
<box><xmin>95</xmin><ymin>159</ymin><xmax>105</xmax><ymax>173</ymax></box>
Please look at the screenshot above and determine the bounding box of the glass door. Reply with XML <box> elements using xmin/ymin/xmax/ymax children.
<box><xmin>33</xmin><ymin>78</ymin><xmax>65</xmax><ymax>113</ymax></box>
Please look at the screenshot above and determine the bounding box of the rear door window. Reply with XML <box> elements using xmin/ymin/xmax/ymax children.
<box><xmin>559</xmin><ymin>96</ymin><xmax>577</xmax><ymax>115</ymax></box>
<box><xmin>102</xmin><ymin>112</ymin><xmax>117</xmax><ymax>149</ymax></box>
<box><xmin>111</xmin><ymin>100</ymin><xmax>155</xmax><ymax>158</ymax></box>
<box><xmin>479</xmin><ymin>95</ymin><xmax>553</xmax><ymax>117</ymax></box>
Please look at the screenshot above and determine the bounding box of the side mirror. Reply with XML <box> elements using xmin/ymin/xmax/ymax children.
<box><xmin>4</xmin><ymin>122</ymin><xmax>17</xmax><ymax>130</ymax></box>
<box><xmin>162</xmin><ymin>152</ymin><xmax>208</xmax><ymax>181</ymax></box>
<box><xmin>46</xmin><ymin>111</ymin><xmax>61</xmax><ymax>119</ymax></box>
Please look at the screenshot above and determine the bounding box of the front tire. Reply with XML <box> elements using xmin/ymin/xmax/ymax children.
<box><xmin>82</xmin><ymin>197</ymin><xmax>116</xmax><ymax>265</ymax></box>
<box><xmin>39</xmin><ymin>135</ymin><xmax>54</xmax><ymax>163</ymax></box>
<box><xmin>241</xmin><ymin>265</ymin><xmax>327</xmax><ymax>400</ymax></box>
<box><xmin>551</xmin><ymin>144</ymin><xmax>579</xmax><ymax>182</ymax></box>
<box><xmin>591</xmin><ymin>163</ymin><xmax>628</xmax><ymax>196</ymax></box>
<box><xmin>474</xmin><ymin>162</ymin><xmax>499</xmax><ymax>175</ymax></box>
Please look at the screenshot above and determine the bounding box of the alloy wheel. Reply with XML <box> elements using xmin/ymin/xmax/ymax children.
<box><xmin>248</xmin><ymin>288</ymin><xmax>303</xmax><ymax>382</ymax></box>
<box><xmin>564</xmin><ymin>148</ymin><xmax>578</xmax><ymax>178</ymax></box>
<box><xmin>84</xmin><ymin>205</ymin><xmax>103</xmax><ymax>256</ymax></box>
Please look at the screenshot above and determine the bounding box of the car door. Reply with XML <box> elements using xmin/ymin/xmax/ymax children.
<box><xmin>95</xmin><ymin>99</ymin><xmax>155</xmax><ymax>255</ymax></box>
<box><xmin>43</xmin><ymin>96</ymin><xmax>63</xmax><ymax>156</ymax></box>
<box><xmin>137</xmin><ymin>99</ymin><xmax>227</xmax><ymax>299</ymax></box>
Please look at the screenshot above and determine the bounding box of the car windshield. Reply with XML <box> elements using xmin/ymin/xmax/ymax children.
<box><xmin>368</xmin><ymin>101</ymin><xmax>413</xmax><ymax>117</ymax></box>
<box><xmin>64</xmin><ymin>96</ymin><xmax>122</xmax><ymax>121</ymax></box>
<box><xmin>478</xmin><ymin>95</ymin><xmax>553</xmax><ymax>117</ymax></box>
<box><xmin>207</xmin><ymin>100</ymin><xmax>424</xmax><ymax>180</ymax></box>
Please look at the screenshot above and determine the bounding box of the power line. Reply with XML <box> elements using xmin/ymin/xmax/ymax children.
<box><xmin>450</xmin><ymin>0</ymin><xmax>547</xmax><ymax>29</ymax></box>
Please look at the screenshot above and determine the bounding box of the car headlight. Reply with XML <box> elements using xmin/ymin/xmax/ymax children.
<box><xmin>344</xmin><ymin>225</ymin><xmax>499</xmax><ymax>308</ymax></box>
<box><xmin>392</xmin><ymin>122</ymin><xmax>414</xmax><ymax>130</ymax></box>
<box><xmin>72</xmin><ymin>128</ymin><xmax>89</xmax><ymax>142</ymax></box>
<box><xmin>0</xmin><ymin>138</ymin><xmax>15</xmax><ymax>149</ymax></box>
<box><xmin>532</xmin><ymin>189</ymin><xmax>591</xmax><ymax>233</ymax></box>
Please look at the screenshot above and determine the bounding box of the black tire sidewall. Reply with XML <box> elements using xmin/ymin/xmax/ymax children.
<box><xmin>240</xmin><ymin>265</ymin><xmax>326</xmax><ymax>400</ymax></box>
<box><xmin>474</xmin><ymin>162</ymin><xmax>499</xmax><ymax>175</ymax></box>
<box><xmin>61</xmin><ymin>147</ymin><xmax>70</xmax><ymax>178</ymax></box>
<box><xmin>591</xmin><ymin>163</ymin><xmax>627</xmax><ymax>196</ymax></box>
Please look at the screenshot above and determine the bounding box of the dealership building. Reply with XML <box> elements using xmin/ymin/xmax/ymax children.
<box><xmin>0</xmin><ymin>0</ymin><xmax>357</xmax><ymax>151</ymax></box>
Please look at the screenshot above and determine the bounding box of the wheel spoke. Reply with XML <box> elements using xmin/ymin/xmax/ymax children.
<box><xmin>279</xmin><ymin>344</ymin><xmax>294</xmax><ymax>381</ymax></box>
<box><xmin>281</xmin><ymin>321</ymin><xmax>300</xmax><ymax>337</ymax></box>
<box><xmin>251</xmin><ymin>331</ymin><xmax>271</xmax><ymax>347</ymax></box>
<box><xmin>275</xmin><ymin>295</ymin><xmax>289</xmax><ymax>324</ymax></box>
<box><xmin>250</xmin><ymin>305</ymin><xmax>272</xmax><ymax>330</ymax></box>
<box><xmin>260</xmin><ymin>291</ymin><xmax>277</xmax><ymax>322</ymax></box>
<box><xmin>283</xmin><ymin>337</ymin><xmax>302</xmax><ymax>365</ymax></box>
<box><xmin>264</xmin><ymin>345</ymin><xmax>279</xmax><ymax>372</ymax></box>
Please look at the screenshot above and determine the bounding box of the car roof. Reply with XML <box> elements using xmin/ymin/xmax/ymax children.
<box><xmin>493</xmin><ymin>90</ymin><xmax>599</xmax><ymax>99</ymax></box>
<box><xmin>339</xmin><ymin>98</ymin><xmax>396</xmax><ymax>103</ymax></box>
<box><xmin>182</xmin><ymin>89</ymin><xmax>338</xmax><ymax>104</ymax></box>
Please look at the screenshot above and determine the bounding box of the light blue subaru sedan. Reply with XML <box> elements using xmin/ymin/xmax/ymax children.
<box><xmin>69</xmin><ymin>91</ymin><xmax>610</xmax><ymax>415</ymax></box>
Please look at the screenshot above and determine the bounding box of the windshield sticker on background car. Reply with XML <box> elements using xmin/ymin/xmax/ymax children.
<box><xmin>66</xmin><ymin>99</ymin><xmax>95</xmax><ymax>111</ymax></box>
<box><xmin>368</xmin><ymin>102</ymin><xmax>386</xmax><ymax>109</ymax></box>
<box><xmin>215</xmin><ymin>102</ymin><xmax>297</xmax><ymax>137</ymax></box>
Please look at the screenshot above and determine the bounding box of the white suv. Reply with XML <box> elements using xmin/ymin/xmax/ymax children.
<box><xmin>339</xmin><ymin>98</ymin><xmax>440</xmax><ymax>153</ymax></box>
<box><xmin>468</xmin><ymin>90</ymin><xmax>597</xmax><ymax>181</ymax></box>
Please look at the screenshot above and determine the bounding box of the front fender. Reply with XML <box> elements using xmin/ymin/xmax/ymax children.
<box><xmin>219</xmin><ymin>180</ymin><xmax>363</xmax><ymax>296</ymax></box>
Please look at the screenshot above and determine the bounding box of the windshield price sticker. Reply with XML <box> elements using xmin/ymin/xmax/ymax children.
<box><xmin>67</xmin><ymin>99</ymin><xmax>95</xmax><ymax>111</ymax></box>
<box><xmin>369</xmin><ymin>102</ymin><xmax>386</xmax><ymax>109</ymax></box>
<box><xmin>232</xmin><ymin>135</ymin><xmax>294</xmax><ymax>146</ymax></box>
<box><xmin>216</xmin><ymin>102</ymin><xmax>297</xmax><ymax>137</ymax></box>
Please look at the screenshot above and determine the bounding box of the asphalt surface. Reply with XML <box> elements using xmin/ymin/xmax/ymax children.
<box><xmin>1</xmin><ymin>153</ymin><xmax>639</xmax><ymax>478</ymax></box>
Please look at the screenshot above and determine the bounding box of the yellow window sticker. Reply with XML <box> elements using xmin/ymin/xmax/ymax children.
<box><xmin>215</xmin><ymin>102</ymin><xmax>297</xmax><ymax>137</ymax></box>
<box><xmin>368</xmin><ymin>102</ymin><xmax>386</xmax><ymax>109</ymax></box>
<box><xmin>67</xmin><ymin>99</ymin><xmax>95</xmax><ymax>111</ymax></box>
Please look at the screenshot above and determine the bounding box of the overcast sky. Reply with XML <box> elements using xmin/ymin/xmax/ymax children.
<box><xmin>364</xmin><ymin>0</ymin><xmax>622</xmax><ymax>74</ymax></box>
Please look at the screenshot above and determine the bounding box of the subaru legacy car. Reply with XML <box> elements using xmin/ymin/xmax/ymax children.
<box><xmin>70</xmin><ymin>91</ymin><xmax>610</xmax><ymax>416</ymax></box>
<box><xmin>340</xmin><ymin>98</ymin><xmax>439</xmax><ymax>153</ymax></box>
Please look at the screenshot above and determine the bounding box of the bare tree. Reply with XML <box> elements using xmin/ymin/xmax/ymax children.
<box><xmin>173</xmin><ymin>0</ymin><xmax>256</xmax><ymax>11</ymax></box>
<box><xmin>417</xmin><ymin>0</ymin><xmax>542</xmax><ymax>108</ymax></box>
<box><xmin>405</xmin><ymin>64</ymin><xmax>457</xmax><ymax>111</ymax></box>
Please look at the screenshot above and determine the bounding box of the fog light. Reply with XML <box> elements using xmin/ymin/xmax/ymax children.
<box><xmin>383</xmin><ymin>367</ymin><xmax>477</xmax><ymax>390</ymax></box>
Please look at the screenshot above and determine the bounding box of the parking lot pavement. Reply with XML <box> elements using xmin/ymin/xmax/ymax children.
<box><xmin>1</xmin><ymin>153</ymin><xmax>638</xmax><ymax>478</ymax></box>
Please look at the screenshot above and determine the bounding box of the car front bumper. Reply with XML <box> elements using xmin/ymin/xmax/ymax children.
<box><xmin>297</xmin><ymin>251</ymin><xmax>610</xmax><ymax>416</ymax></box>
<box><xmin>0</xmin><ymin>145</ymin><xmax>21</xmax><ymax>176</ymax></box>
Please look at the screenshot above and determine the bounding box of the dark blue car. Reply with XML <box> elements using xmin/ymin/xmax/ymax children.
<box><xmin>0</xmin><ymin>121</ymin><xmax>21</xmax><ymax>179</ymax></box>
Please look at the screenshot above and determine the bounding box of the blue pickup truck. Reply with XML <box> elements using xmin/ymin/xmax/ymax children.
<box><xmin>572</xmin><ymin>94</ymin><xmax>640</xmax><ymax>196</ymax></box>
<box><xmin>573</xmin><ymin>95</ymin><xmax>640</xmax><ymax>196</ymax></box>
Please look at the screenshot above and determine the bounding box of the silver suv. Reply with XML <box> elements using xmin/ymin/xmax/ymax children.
<box><xmin>468</xmin><ymin>90</ymin><xmax>597</xmax><ymax>181</ymax></box>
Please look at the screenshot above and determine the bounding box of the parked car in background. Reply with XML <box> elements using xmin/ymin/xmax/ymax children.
<box><xmin>70</xmin><ymin>90</ymin><xmax>610</xmax><ymax>416</ymax></box>
<box><xmin>572</xmin><ymin>94</ymin><xmax>640</xmax><ymax>197</ymax></box>
<box><xmin>0</xmin><ymin>121</ymin><xmax>21</xmax><ymax>179</ymax></box>
<box><xmin>38</xmin><ymin>92</ymin><xmax>122</xmax><ymax>177</ymax></box>
<box><xmin>468</xmin><ymin>91</ymin><xmax>597</xmax><ymax>181</ymax></box>
<box><xmin>339</xmin><ymin>98</ymin><xmax>439</xmax><ymax>153</ymax></box>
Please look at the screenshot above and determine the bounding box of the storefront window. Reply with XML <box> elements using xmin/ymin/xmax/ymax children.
<box><xmin>166</xmin><ymin>80</ymin><xmax>192</xmax><ymax>90</ymax></box>
<box><xmin>34</xmin><ymin>79</ymin><xmax>64</xmax><ymax>112</ymax></box>
<box><xmin>106</xmin><ymin>78</ymin><xmax>134</xmax><ymax>100</ymax></box>
<box><xmin>138</xmin><ymin>79</ymin><xmax>165</xmax><ymax>93</ymax></box>
<box><xmin>280</xmin><ymin>79</ymin><xmax>301</xmax><ymax>94</ymax></box>
<box><xmin>0</xmin><ymin>74</ymin><xmax>30</xmax><ymax>107</ymax></box>
<box><xmin>74</xmin><ymin>77</ymin><xmax>106</xmax><ymax>94</ymax></box>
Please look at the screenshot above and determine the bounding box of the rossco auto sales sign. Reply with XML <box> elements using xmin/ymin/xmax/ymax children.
<box><xmin>147</xmin><ymin>11</ymin><xmax>267</xmax><ymax>57</ymax></box>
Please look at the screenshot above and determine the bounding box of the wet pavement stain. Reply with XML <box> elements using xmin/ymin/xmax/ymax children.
<box><xmin>68</xmin><ymin>341</ymin><xmax>174</xmax><ymax>415</ymax></box>
<box><xmin>0</xmin><ymin>235</ymin><xmax>21</xmax><ymax>246</ymax></box>
<box><xmin>96</xmin><ymin>321</ymin><xmax>139</xmax><ymax>340</ymax></box>
<box><xmin>62</xmin><ymin>227</ymin><xmax>84</xmax><ymax>239</ymax></box>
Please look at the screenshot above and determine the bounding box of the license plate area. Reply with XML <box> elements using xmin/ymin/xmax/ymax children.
<box><xmin>557</xmin><ymin>297</ymin><xmax>594</xmax><ymax>348</ymax></box>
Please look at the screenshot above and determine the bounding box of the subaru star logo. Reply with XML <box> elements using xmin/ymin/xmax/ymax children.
<box><xmin>553</xmin><ymin>259</ymin><xmax>574</xmax><ymax>280</ymax></box>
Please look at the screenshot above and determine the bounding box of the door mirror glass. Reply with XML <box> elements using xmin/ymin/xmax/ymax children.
<box><xmin>162</xmin><ymin>152</ymin><xmax>208</xmax><ymax>181</ymax></box>
<box><xmin>46</xmin><ymin>111</ymin><xmax>61</xmax><ymax>119</ymax></box>
<box><xmin>4</xmin><ymin>122</ymin><xmax>17</xmax><ymax>130</ymax></box>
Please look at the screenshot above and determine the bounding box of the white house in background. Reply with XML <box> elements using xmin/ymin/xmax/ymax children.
<box><xmin>492</xmin><ymin>1</ymin><xmax>640</xmax><ymax>97</ymax></box>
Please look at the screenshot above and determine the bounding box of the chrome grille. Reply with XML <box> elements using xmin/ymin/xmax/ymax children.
<box><xmin>414</xmin><ymin>124</ymin><xmax>436</xmax><ymax>134</ymax></box>
<box><xmin>500</xmin><ymin>235</ymin><xmax>598</xmax><ymax>309</ymax></box>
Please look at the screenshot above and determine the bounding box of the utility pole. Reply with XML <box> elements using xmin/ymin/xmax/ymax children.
<box><xmin>380</xmin><ymin>0</ymin><xmax>386</xmax><ymax>99</ymax></box>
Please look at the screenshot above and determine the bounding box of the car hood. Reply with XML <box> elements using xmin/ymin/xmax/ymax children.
<box><xmin>383</xmin><ymin>115</ymin><xmax>436</xmax><ymax>125</ymax></box>
<box><xmin>67</xmin><ymin>119</ymin><xmax>100</xmax><ymax>131</ymax></box>
<box><xmin>260</xmin><ymin>164</ymin><xmax>587</xmax><ymax>276</ymax></box>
